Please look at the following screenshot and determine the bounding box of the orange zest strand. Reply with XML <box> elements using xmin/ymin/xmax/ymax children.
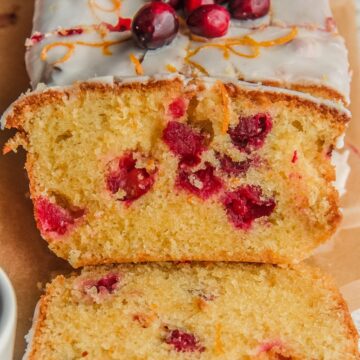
<box><xmin>185</xmin><ymin>58</ymin><xmax>209</xmax><ymax>76</ymax></box>
<box><xmin>40</xmin><ymin>42</ymin><xmax>75</xmax><ymax>65</ymax></box>
<box><xmin>217</xmin><ymin>81</ymin><xmax>231</xmax><ymax>134</ymax></box>
<box><xmin>187</xmin><ymin>27</ymin><xmax>298</xmax><ymax>74</ymax></box>
<box><xmin>129</xmin><ymin>53</ymin><xmax>144</xmax><ymax>75</ymax></box>
<box><xmin>166</xmin><ymin>64</ymin><xmax>177</xmax><ymax>73</ymax></box>
<box><xmin>41</xmin><ymin>37</ymin><xmax>130</xmax><ymax>65</ymax></box>
<box><xmin>238</xmin><ymin>27</ymin><xmax>298</xmax><ymax>47</ymax></box>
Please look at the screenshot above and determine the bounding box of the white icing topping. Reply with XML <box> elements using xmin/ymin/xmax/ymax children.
<box><xmin>189</xmin><ymin>27</ymin><xmax>350</xmax><ymax>102</ymax></box>
<box><xmin>26</xmin><ymin>31</ymin><xmax>144</xmax><ymax>87</ymax></box>
<box><xmin>25</xmin><ymin>0</ymin><xmax>350</xmax><ymax>104</ymax></box>
<box><xmin>332</xmin><ymin>149</ymin><xmax>351</xmax><ymax>197</ymax></box>
<box><xmin>271</xmin><ymin>0</ymin><xmax>333</xmax><ymax>29</ymax></box>
<box><xmin>22</xmin><ymin>300</ymin><xmax>41</xmax><ymax>360</ymax></box>
<box><xmin>33</xmin><ymin>0</ymin><xmax>146</xmax><ymax>33</ymax></box>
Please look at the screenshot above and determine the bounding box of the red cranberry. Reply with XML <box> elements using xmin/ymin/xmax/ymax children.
<box><xmin>228</xmin><ymin>113</ymin><xmax>272</xmax><ymax>153</ymax></box>
<box><xmin>163</xmin><ymin>121</ymin><xmax>205</xmax><ymax>167</ymax></box>
<box><xmin>168</xmin><ymin>98</ymin><xmax>187</xmax><ymax>118</ymax></box>
<box><xmin>187</xmin><ymin>4</ymin><xmax>230</xmax><ymax>38</ymax></box>
<box><xmin>106</xmin><ymin>152</ymin><xmax>157</xmax><ymax>203</ymax></box>
<box><xmin>229</xmin><ymin>0</ymin><xmax>270</xmax><ymax>20</ymax></box>
<box><xmin>132</xmin><ymin>2</ymin><xmax>179</xmax><ymax>49</ymax></box>
<box><xmin>184</xmin><ymin>0</ymin><xmax>214</xmax><ymax>15</ymax></box>
<box><xmin>217</xmin><ymin>153</ymin><xmax>252</xmax><ymax>175</ymax></box>
<box><xmin>177</xmin><ymin>162</ymin><xmax>222</xmax><ymax>199</ymax></box>
<box><xmin>105</xmin><ymin>17</ymin><xmax>132</xmax><ymax>32</ymax></box>
<box><xmin>165</xmin><ymin>329</ymin><xmax>205</xmax><ymax>352</ymax></box>
<box><xmin>95</xmin><ymin>274</ymin><xmax>119</xmax><ymax>294</ymax></box>
<box><xmin>35</xmin><ymin>197</ymin><xmax>84</xmax><ymax>236</ymax></box>
<box><xmin>153</xmin><ymin>0</ymin><xmax>184</xmax><ymax>9</ymax></box>
<box><xmin>222</xmin><ymin>185</ymin><xmax>275</xmax><ymax>229</ymax></box>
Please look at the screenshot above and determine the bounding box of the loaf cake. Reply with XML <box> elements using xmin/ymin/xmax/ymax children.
<box><xmin>23</xmin><ymin>262</ymin><xmax>359</xmax><ymax>359</ymax></box>
<box><xmin>2</xmin><ymin>0</ymin><xmax>351</xmax><ymax>266</ymax></box>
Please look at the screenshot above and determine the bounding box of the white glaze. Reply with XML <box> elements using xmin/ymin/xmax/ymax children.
<box><xmin>189</xmin><ymin>27</ymin><xmax>350</xmax><ymax>103</ymax></box>
<box><xmin>26</xmin><ymin>31</ymin><xmax>144</xmax><ymax>87</ymax></box>
<box><xmin>271</xmin><ymin>0</ymin><xmax>332</xmax><ymax>29</ymax></box>
<box><xmin>33</xmin><ymin>0</ymin><xmax>146</xmax><ymax>33</ymax></box>
<box><xmin>332</xmin><ymin>149</ymin><xmax>351</xmax><ymax>197</ymax></box>
<box><xmin>26</xmin><ymin>0</ymin><xmax>350</xmax><ymax>104</ymax></box>
<box><xmin>22</xmin><ymin>300</ymin><xmax>40</xmax><ymax>360</ymax></box>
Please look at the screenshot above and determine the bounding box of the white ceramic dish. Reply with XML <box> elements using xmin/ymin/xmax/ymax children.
<box><xmin>0</xmin><ymin>269</ymin><xmax>17</xmax><ymax>360</ymax></box>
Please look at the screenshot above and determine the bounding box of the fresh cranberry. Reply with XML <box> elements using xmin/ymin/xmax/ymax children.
<box><xmin>215</xmin><ymin>0</ymin><xmax>228</xmax><ymax>3</ymax></box>
<box><xmin>177</xmin><ymin>162</ymin><xmax>222</xmax><ymax>199</ymax></box>
<box><xmin>184</xmin><ymin>0</ymin><xmax>214</xmax><ymax>15</ymax></box>
<box><xmin>106</xmin><ymin>152</ymin><xmax>156</xmax><ymax>203</ymax></box>
<box><xmin>95</xmin><ymin>274</ymin><xmax>119</xmax><ymax>294</ymax></box>
<box><xmin>153</xmin><ymin>0</ymin><xmax>184</xmax><ymax>9</ymax></box>
<box><xmin>132</xmin><ymin>2</ymin><xmax>179</xmax><ymax>49</ymax></box>
<box><xmin>165</xmin><ymin>329</ymin><xmax>205</xmax><ymax>353</ymax></box>
<box><xmin>217</xmin><ymin>153</ymin><xmax>252</xmax><ymax>175</ymax></box>
<box><xmin>105</xmin><ymin>17</ymin><xmax>132</xmax><ymax>32</ymax></box>
<box><xmin>228</xmin><ymin>113</ymin><xmax>272</xmax><ymax>153</ymax></box>
<box><xmin>35</xmin><ymin>197</ymin><xmax>84</xmax><ymax>236</ymax></box>
<box><xmin>168</xmin><ymin>98</ymin><xmax>187</xmax><ymax>118</ymax></box>
<box><xmin>222</xmin><ymin>185</ymin><xmax>275</xmax><ymax>229</ymax></box>
<box><xmin>57</xmin><ymin>28</ymin><xmax>84</xmax><ymax>37</ymax></box>
<box><xmin>229</xmin><ymin>0</ymin><xmax>270</xmax><ymax>20</ymax></box>
<box><xmin>163</xmin><ymin>121</ymin><xmax>205</xmax><ymax>167</ymax></box>
<box><xmin>187</xmin><ymin>4</ymin><xmax>230</xmax><ymax>38</ymax></box>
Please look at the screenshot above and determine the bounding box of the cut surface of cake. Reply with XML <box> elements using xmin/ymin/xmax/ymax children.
<box><xmin>23</xmin><ymin>262</ymin><xmax>359</xmax><ymax>359</ymax></box>
<box><xmin>2</xmin><ymin>77</ymin><xmax>349</xmax><ymax>267</ymax></box>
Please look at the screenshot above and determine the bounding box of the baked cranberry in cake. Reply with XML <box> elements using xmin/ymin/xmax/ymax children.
<box><xmin>165</xmin><ymin>328</ymin><xmax>205</xmax><ymax>352</ymax></box>
<box><xmin>132</xmin><ymin>2</ymin><xmax>179</xmax><ymax>49</ymax></box>
<box><xmin>222</xmin><ymin>185</ymin><xmax>275</xmax><ymax>229</ymax></box>
<box><xmin>217</xmin><ymin>153</ymin><xmax>252</xmax><ymax>175</ymax></box>
<box><xmin>187</xmin><ymin>4</ymin><xmax>230</xmax><ymax>38</ymax></box>
<box><xmin>163</xmin><ymin>121</ymin><xmax>206</xmax><ymax>166</ymax></box>
<box><xmin>177</xmin><ymin>162</ymin><xmax>222</xmax><ymax>199</ymax></box>
<box><xmin>106</xmin><ymin>152</ymin><xmax>157</xmax><ymax>203</ymax></box>
<box><xmin>95</xmin><ymin>274</ymin><xmax>119</xmax><ymax>294</ymax></box>
<box><xmin>35</xmin><ymin>197</ymin><xmax>84</xmax><ymax>236</ymax></box>
<box><xmin>229</xmin><ymin>0</ymin><xmax>270</xmax><ymax>20</ymax></box>
<box><xmin>228</xmin><ymin>113</ymin><xmax>272</xmax><ymax>153</ymax></box>
<box><xmin>168</xmin><ymin>98</ymin><xmax>187</xmax><ymax>119</ymax></box>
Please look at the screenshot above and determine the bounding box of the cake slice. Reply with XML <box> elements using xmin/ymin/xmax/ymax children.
<box><xmin>23</xmin><ymin>262</ymin><xmax>359</xmax><ymax>359</ymax></box>
<box><xmin>2</xmin><ymin>77</ymin><xmax>349</xmax><ymax>266</ymax></box>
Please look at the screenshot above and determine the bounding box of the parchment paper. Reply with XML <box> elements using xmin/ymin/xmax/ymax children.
<box><xmin>0</xmin><ymin>1</ymin><xmax>358</xmax><ymax>358</ymax></box>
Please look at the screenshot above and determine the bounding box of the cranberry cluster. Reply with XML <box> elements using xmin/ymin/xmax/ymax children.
<box><xmin>132</xmin><ymin>0</ymin><xmax>270</xmax><ymax>49</ymax></box>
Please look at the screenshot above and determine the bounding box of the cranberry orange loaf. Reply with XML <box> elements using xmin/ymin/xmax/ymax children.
<box><xmin>23</xmin><ymin>262</ymin><xmax>359</xmax><ymax>359</ymax></box>
<box><xmin>2</xmin><ymin>77</ymin><xmax>349</xmax><ymax>267</ymax></box>
<box><xmin>26</xmin><ymin>0</ymin><xmax>350</xmax><ymax>103</ymax></box>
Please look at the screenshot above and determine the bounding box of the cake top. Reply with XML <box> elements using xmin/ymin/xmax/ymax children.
<box><xmin>27</xmin><ymin>0</ymin><xmax>350</xmax><ymax>103</ymax></box>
